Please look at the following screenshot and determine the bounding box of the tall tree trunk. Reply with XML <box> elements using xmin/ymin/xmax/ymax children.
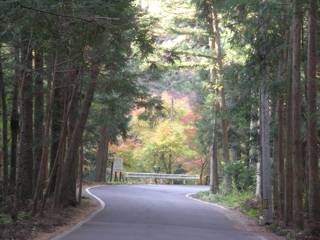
<box><xmin>272</xmin><ymin>101</ymin><xmax>279</xmax><ymax>219</ymax></box>
<box><xmin>213</xmin><ymin>10</ymin><xmax>231</xmax><ymax>192</ymax></box>
<box><xmin>67</xmin><ymin>67</ymin><xmax>80</xmax><ymax>179</ymax></box>
<box><xmin>78</xmin><ymin>143</ymin><xmax>84</xmax><ymax>203</ymax></box>
<box><xmin>102</xmin><ymin>138</ymin><xmax>109</xmax><ymax>181</ymax></box>
<box><xmin>52</xmin><ymin>95</ymin><xmax>69</xmax><ymax>205</ymax></box>
<box><xmin>17</xmin><ymin>39</ymin><xmax>34</xmax><ymax>201</ymax></box>
<box><xmin>306</xmin><ymin>0</ymin><xmax>319</xmax><ymax>228</ymax></box>
<box><xmin>168</xmin><ymin>152</ymin><xmax>173</xmax><ymax>174</ymax></box>
<box><xmin>285</xmin><ymin>20</ymin><xmax>294</xmax><ymax>227</ymax></box>
<box><xmin>207</xmin><ymin>4</ymin><xmax>228</xmax><ymax>193</ymax></box>
<box><xmin>277</xmin><ymin>1</ymin><xmax>290</xmax><ymax>220</ymax></box>
<box><xmin>199</xmin><ymin>156</ymin><xmax>208</xmax><ymax>185</ymax></box>
<box><xmin>49</xmin><ymin>72</ymin><xmax>64</xmax><ymax>195</ymax></box>
<box><xmin>95</xmin><ymin>128</ymin><xmax>108</xmax><ymax>182</ymax></box>
<box><xmin>33</xmin><ymin>50</ymin><xmax>44</xmax><ymax>189</ymax></box>
<box><xmin>32</xmin><ymin>68</ymin><xmax>53</xmax><ymax>215</ymax></box>
<box><xmin>249</xmin><ymin>116</ymin><xmax>261</xmax><ymax>200</ymax></box>
<box><xmin>256</xmin><ymin>159</ymin><xmax>262</xmax><ymax>200</ymax></box>
<box><xmin>260</xmin><ymin>84</ymin><xmax>273</xmax><ymax>224</ymax></box>
<box><xmin>10</xmin><ymin>45</ymin><xmax>20</xmax><ymax>189</ymax></box>
<box><xmin>277</xmin><ymin>97</ymin><xmax>285</xmax><ymax>222</ymax></box>
<box><xmin>209</xmin><ymin>115</ymin><xmax>219</xmax><ymax>193</ymax></box>
<box><xmin>274</xmin><ymin>57</ymin><xmax>286</xmax><ymax>222</ymax></box>
<box><xmin>291</xmin><ymin>0</ymin><xmax>304</xmax><ymax>229</ymax></box>
<box><xmin>207</xmin><ymin>5</ymin><xmax>220</xmax><ymax>194</ymax></box>
<box><xmin>49</xmin><ymin>106</ymin><xmax>68</xmax><ymax>209</ymax></box>
<box><xmin>57</xmin><ymin>63</ymin><xmax>99</xmax><ymax>207</ymax></box>
<box><xmin>0</xmin><ymin>47</ymin><xmax>8</xmax><ymax>194</ymax></box>
<box><xmin>49</xmin><ymin>0</ymin><xmax>71</xmax><ymax>195</ymax></box>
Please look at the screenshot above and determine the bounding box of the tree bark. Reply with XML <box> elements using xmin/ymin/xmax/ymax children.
<box><xmin>207</xmin><ymin>4</ymin><xmax>228</xmax><ymax>193</ymax></box>
<box><xmin>0</xmin><ymin>47</ymin><xmax>8</xmax><ymax>194</ymax></box>
<box><xmin>52</xmin><ymin>91</ymin><xmax>70</xmax><ymax>206</ymax></box>
<box><xmin>95</xmin><ymin>125</ymin><xmax>109</xmax><ymax>182</ymax></box>
<box><xmin>306</xmin><ymin>0</ymin><xmax>319</xmax><ymax>227</ymax></box>
<box><xmin>285</xmin><ymin>20</ymin><xmax>294</xmax><ymax>228</ymax></box>
<box><xmin>49</xmin><ymin>71</ymin><xmax>64</xmax><ymax>195</ymax></box>
<box><xmin>277</xmin><ymin>97</ymin><xmax>285</xmax><ymax>222</ymax></box>
<box><xmin>199</xmin><ymin>156</ymin><xmax>208</xmax><ymax>185</ymax></box>
<box><xmin>64</xmin><ymin>67</ymin><xmax>80</xmax><ymax>201</ymax></box>
<box><xmin>248</xmin><ymin>117</ymin><xmax>261</xmax><ymax>200</ymax></box>
<box><xmin>10</xmin><ymin>45</ymin><xmax>20</xmax><ymax>189</ymax></box>
<box><xmin>78</xmin><ymin>144</ymin><xmax>84</xmax><ymax>203</ymax></box>
<box><xmin>17</xmin><ymin>39</ymin><xmax>34</xmax><ymax>201</ymax></box>
<box><xmin>57</xmin><ymin>63</ymin><xmax>99</xmax><ymax>207</ymax></box>
<box><xmin>32</xmin><ymin>67</ymin><xmax>53</xmax><ymax>215</ymax></box>
<box><xmin>260</xmin><ymin>84</ymin><xmax>273</xmax><ymax>224</ymax></box>
<box><xmin>33</xmin><ymin>50</ymin><xmax>44</xmax><ymax>189</ymax></box>
<box><xmin>291</xmin><ymin>0</ymin><xmax>304</xmax><ymax>229</ymax></box>
<box><xmin>272</xmin><ymin>101</ymin><xmax>279</xmax><ymax>219</ymax></box>
<box><xmin>255</xmin><ymin>160</ymin><xmax>262</xmax><ymax>200</ymax></box>
<box><xmin>213</xmin><ymin>10</ymin><xmax>231</xmax><ymax>192</ymax></box>
<box><xmin>209</xmin><ymin>116</ymin><xmax>219</xmax><ymax>193</ymax></box>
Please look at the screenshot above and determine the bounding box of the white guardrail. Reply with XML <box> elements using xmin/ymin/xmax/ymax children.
<box><xmin>124</xmin><ymin>172</ymin><xmax>199</xmax><ymax>180</ymax></box>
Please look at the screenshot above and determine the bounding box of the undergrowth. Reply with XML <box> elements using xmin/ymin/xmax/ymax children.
<box><xmin>193</xmin><ymin>190</ymin><xmax>259</xmax><ymax>218</ymax></box>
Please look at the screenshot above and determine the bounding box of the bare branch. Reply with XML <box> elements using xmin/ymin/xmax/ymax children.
<box><xmin>17</xmin><ymin>2</ymin><xmax>119</xmax><ymax>27</ymax></box>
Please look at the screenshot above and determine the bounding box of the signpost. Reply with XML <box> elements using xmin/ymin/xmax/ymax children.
<box><xmin>113</xmin><ymin>159</ymin><xmax>123</xmax><ymax>172</ymax></box>
<box><xmin>112</xmin><ymin>158</ymin><xmax>123</xmax><ymax>182</ymax></box>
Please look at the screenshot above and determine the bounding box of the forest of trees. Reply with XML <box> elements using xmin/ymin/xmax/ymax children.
<box><xmin>0</xmin><ymin>0</ymin><xmax>319</xmax><ymax>238</ymax></box>
<box><xmin>0</xmin><ymin>0</ymin><xmax>155</xmax><ymax>217</ymax></box>
<box><xmin>190</xmin><ymin>0</ymin><xmax>320</xmax><ymax>232</ymax></box>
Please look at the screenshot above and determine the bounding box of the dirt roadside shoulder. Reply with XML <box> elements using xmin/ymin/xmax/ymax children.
<box><xmin>186</xmin><ymin>193</ymin><xmax>285</xmax><ymax>240</ymax></box>
<box><xmin>0</xmin><ymin>186</ymin><xmax>101</xmax><ymax>240</ymax></box>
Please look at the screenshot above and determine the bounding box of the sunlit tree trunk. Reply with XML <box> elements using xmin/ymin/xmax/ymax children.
<box><xmin>260</xmin><ymin>83</ymin><xmax>273</xmax><ymax>224</ymax></box>
<box><xmin>209</xmin><ymin>112</ymin><xmax>219</xmax><ymax>193</ymax></box>
<box><xmin>213</xmin><ymin>10</ymin><xmax>231</xmax><ymax>192</ymax></box>
<box><xmin>199</xmin><ymin>156</ymin><xmax>208</xmax><ymax>185</ymax></box>
<box><xmin>207</xmin><ymin>2</ymin><xmax>230</xmax><ymax>193</ymax></box>
<box><xmin>207</xmin><ymin>3</ymin><xmax>220</xmax><ymax>193</ymax></box>
<box><xmin>255</xmin><ymin>160</ymin><xmax>262</xmax><ymax>200</ymax></box>
<box><xmin>249</xmin><ymin>117</ymin><xmax>261</xmax><ymax>200</ymax></box>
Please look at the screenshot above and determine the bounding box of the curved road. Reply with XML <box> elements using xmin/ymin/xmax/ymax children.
<box><xmin>55</xmin><ymin>185</ymin><xmax>262</xmax><ymax>240</ymax></box>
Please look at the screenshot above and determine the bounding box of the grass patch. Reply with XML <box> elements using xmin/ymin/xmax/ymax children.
<box><xmin>193</xmin><ymin>191</ymin><xmax>258</xmax><ymax>218</ymax></box>
<box><xmin>17</xmin><ymin>211</ymin><xmax>32</xmax><ymax>221</ymax></box>
<box><xmin>240</xmin><ymin>205</ymin><xmax>258</xmax><ymax>218</ymax></box>
<box><xmin>0</xmin><ymin>213</ymin><xmax>12</xmax><ymax>224</ymax></box>
<box><xmin>194</xmin><ymin>191</ymin><xmax>254</xmax><ymax>207</ymax></box>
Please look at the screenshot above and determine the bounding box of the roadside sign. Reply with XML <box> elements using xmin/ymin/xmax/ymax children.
<box><xmin>113</xmin><ymin>159</ymin><xmax>123</xmax><ymax>172</ymax></box>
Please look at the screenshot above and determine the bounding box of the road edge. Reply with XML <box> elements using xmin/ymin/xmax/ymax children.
<box><xmin>50</xmin><ymin>185</ymin><xmax>106</xmax><ymax>240</ymax></box>
<box><xmin>186</xmin><ymin>192</ymin><xmax>268</xmax><ymax>240</ymax></box>
<box><xmin>185</xmin><ymin>192</ymin><xmax>228</xmax><ymax>210</ymax></box>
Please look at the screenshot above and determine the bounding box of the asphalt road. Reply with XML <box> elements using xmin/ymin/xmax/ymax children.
<box><xmin>55</xmin><ymin>185</ymin><xmax>263</xmax><ymax>240</ymax></box>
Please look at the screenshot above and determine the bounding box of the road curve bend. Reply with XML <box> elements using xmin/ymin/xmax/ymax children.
<box><xmin>54</xmin><ymin>185</ymin><xmax>263</xmax><ymax>240</ymax></box>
